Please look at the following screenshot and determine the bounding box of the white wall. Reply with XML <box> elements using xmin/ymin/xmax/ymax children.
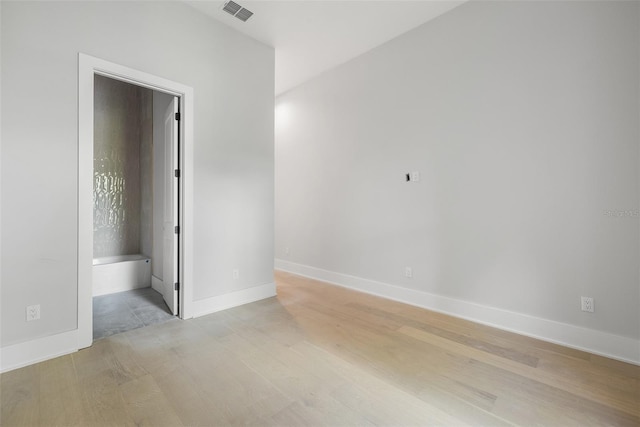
<box><xmin>93</xmin><ymin>75</ymin><xmax>153</xmax><ymax>259</ymax></box>
<box><xmin>1</xmin><ymin>1</ymin><xmax>274</xmax><ymax>352</ymax></box>
<box><xmin>275</xmin><ymin>1</ymin><xmax>639</xmax><ymax>360</ymax></box>
<box><xmin>139</xmin><ymin>85</ymin><xmax>153</xmax><ymax>260</ymax></box>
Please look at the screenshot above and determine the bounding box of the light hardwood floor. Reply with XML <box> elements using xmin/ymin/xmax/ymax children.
<box><xmin>2</xmin><ymin>271</ymin><xmax>639</xmax><ymax>426</ymax></box>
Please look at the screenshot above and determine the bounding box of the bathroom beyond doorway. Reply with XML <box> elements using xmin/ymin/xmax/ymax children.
<box><xmin>92</xmin><ymin>74</ymin><xmax>180</xmax><ymax>337</ymax></box>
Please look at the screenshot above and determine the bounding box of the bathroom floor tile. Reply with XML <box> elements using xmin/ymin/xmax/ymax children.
<box><xmin>93</xmin><ymin>292</ymin><xmax>129</xmax><ymax>316</ymax></box>
<box><xmin>125</xmin><ymin>287</ymin><xmax>166</xmax><ymax>310</ymax></box>
<box><xmin>133</xmin><ymin>304</ymin><xmax>175</xmax><ymax>327</ymax></box>
<box><xmin>94</xmin><ymin>310</ymin><xmax>144</xmax><ymax>340</ymax></box>
<box><xmin>93</xmin><ymin>287</ymin><xmax>176</xmax><ymax>341</ymax></box>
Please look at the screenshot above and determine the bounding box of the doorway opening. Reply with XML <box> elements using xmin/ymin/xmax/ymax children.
<box><xmin>92</xmin><ymin>75</ymin><xmax>180</xmax><ymax>339</ymax></box>
<box><xmin>78</xmin><ymin>54</ymin><xmax>194</xmax><ymax>349</ymax></box>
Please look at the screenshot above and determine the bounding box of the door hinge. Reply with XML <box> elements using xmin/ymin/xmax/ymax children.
<box><xmin>174</xmin><ymin>226</ymin><xmax>180</xmax><ymax>234</ymax></box>
<box><xmin>174</xmin><ymin>169</ymin><xmax>180</xmax><ymax>178</ymax></box>
<box><xmin>174</xmin><ymin>282</ymin><xmax>180</xmax><ymax>291</ymax></box>
<box><xmin>175</xmin><ymin>112</ymin><xmax>181</xmax><ymax>121</ymax></box>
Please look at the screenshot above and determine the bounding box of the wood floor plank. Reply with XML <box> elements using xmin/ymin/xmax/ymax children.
<box><xmin>119</xmin><ymin>374</ymin><xmax>184</xmax><ymax>427</ymax></box>
<box><xmin>37</xmin><ymin>356</ymin><xmax>86</xmax><ymax>426</ymax></box>
<box><xmin>399</xmin><ymin>324</ymin><xmax>640</xmax><ymax>418</ymax></box>
<box><xmin>76</xmin><ymin>369</ymin><xmax>128</xmax><ymax>426</ymax></box>
<box><xmin>0</xmin><ymin>364</ymin><xmax>40</xmax><ymax>426</ymax></box>
<box><xmin>350</xmin><ymin>302</ymin><xmax>540</xmax><ymax>367</ymax></box>
<box><xmin>291</xmin><ymin>324</ymin><xmax>512</xmax><ymax>425</ymax></box>
<box><xmin>269</xmin><ymin>398</ymin><xmax>374</xmax><ymax>427</ymax></box>
<box><xmin>38</xmin><ymin>383</ymin><xmax>86</xmax><ymax>427</ymax></box>
<box><xmin>1</xmin><ymin>271</ymin><xmax>638</xmax><ymax>426</ymax></box>
<box><xmin>360</xmin><ymin>300</ymin><xmax>637</xmax><ymax>399</ymax></box>
<box><xmin>293</xmin><ymin>341</ymin><xmax>471</xmax><ymax>426</ymax></box>
<box><xmin>152</xmin><ymin>361</ymin><xmax>225</xmax><ymax>427</ymax></box>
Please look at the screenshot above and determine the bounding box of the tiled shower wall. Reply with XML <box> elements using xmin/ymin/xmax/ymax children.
<box><xmin>94</xmin><ymin>75</ymin><xmax>153</xmax><ymax>258</ymax></box>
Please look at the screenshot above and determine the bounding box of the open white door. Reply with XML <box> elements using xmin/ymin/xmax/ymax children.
<box><xmin>162</xmin><ymin>97</ymin><xmax>179</xmax><ymax>315</ymax></box>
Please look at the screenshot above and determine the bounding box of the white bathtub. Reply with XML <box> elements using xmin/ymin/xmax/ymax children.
<box><xmin>93</xmin><ymin>254</ymin><xmax>151</xmax><ymax>296</ymax></box>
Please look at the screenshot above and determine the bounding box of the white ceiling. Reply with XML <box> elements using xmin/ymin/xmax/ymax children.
<box><xmin>187</xmin><ymin>1</ymin><xmax>465</xmax><ymax>95</ymax></box>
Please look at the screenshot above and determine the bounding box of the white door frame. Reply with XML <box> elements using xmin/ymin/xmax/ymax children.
<box><xmin>78</xmin><ymin>53</ymin><xmax>194</xmax><ymax>349</ymax></box>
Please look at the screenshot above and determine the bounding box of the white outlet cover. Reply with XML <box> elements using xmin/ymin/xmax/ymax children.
<box><xmin>26</xmin><ymin>304</ymin><xmax>41</xmax><ymax>321</ymax></box>
<box><xmin>581</xmin><ymin>296</ymin><xmax>594</xmax><ymax>313</ymax></box>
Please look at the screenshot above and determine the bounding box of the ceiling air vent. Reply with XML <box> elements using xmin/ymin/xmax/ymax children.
<box><xmin>222</xmin><ymin>1</ymin><xmax>254</xmax><ymax>22</ymax></box>
<box><xmin>222</xmin><ymin>1</ymin><xmax>241</xmax><ymax>16</ymax></box>
<box><xmin>235</xmin><ymin>7</ymin><xmax>254</xmax><ymax>22</ymax></box>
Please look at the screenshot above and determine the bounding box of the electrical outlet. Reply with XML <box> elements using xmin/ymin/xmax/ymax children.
<box><xmin>405</xmin><ymin>267</ymin><xmax>413</xmax><ymax>278</ymax></box>
<box><xmin>411</xmin><ymin>171</ymin><xmax>420</xmax><ymax>182</ymax></box>
<box><xmin>581</xmin><ymin>296</ymin><xmax>594</xmax><ymax>313</ymax></box>
<box><xmin>26</xmin><ymin>304</ymin><xmax>40</xmax><ymax>321</ymax></box>
<box><xmin>285</xmin><ymin>247</ymin><xmax>290</xmax><ymax>256</ymax></box>
<box><xmin>233</xmin><ymin>269</ymin><xmax>239</xmax><ymax>280</ymax></box>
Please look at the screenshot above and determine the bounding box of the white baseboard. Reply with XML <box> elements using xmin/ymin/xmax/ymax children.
<box><xmin>275</xmin><ymin>259</ymin><xmax>640</xmax><ymax>365</ymax></box>
<box><xmin>192</xmin><ymin>282</ymin><xmax>277</xmax><ymax>318</ymax></box>
<box><xmin>0</xmin><ymin>330</ymin><xmax>78</xmax><ymax>373</ymax></box>
<box><xmin>151</xmin><ymin>275</ymin><xmax>163</xmax><ymax>294</ymax></box>
<box><xmin>0</xmin><ymin>282</ymin><xmax>275</xmax><ymax>372</ymax></box>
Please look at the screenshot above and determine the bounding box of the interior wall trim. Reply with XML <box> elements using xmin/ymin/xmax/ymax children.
<box><xmin>192</xmin><ymin>282</ymin><xmax>276</xmax><ymax>318</ymax></box>
<box><xmin>0</xmin><ymin>280</ymin><xmax>277</xmax><ymax>372</ymax></box>
<box><xmin>0</xmin><ymin>330</ymin><xmax>78</xmax><ymax>373</ymax></box>
<box><xmin>151</xmin><ymin>275</ymin><xmax>164</xmax><ymax>294</ymax></box>
<box><xmin>78</xmin><ymin>53</ymin><xmax>195</xmax><ymax>350</ymax></box>
<box><xmin>275</xmin><ymin>259</ymin><xmax>640</xmax><ymax>365</ymax></box>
